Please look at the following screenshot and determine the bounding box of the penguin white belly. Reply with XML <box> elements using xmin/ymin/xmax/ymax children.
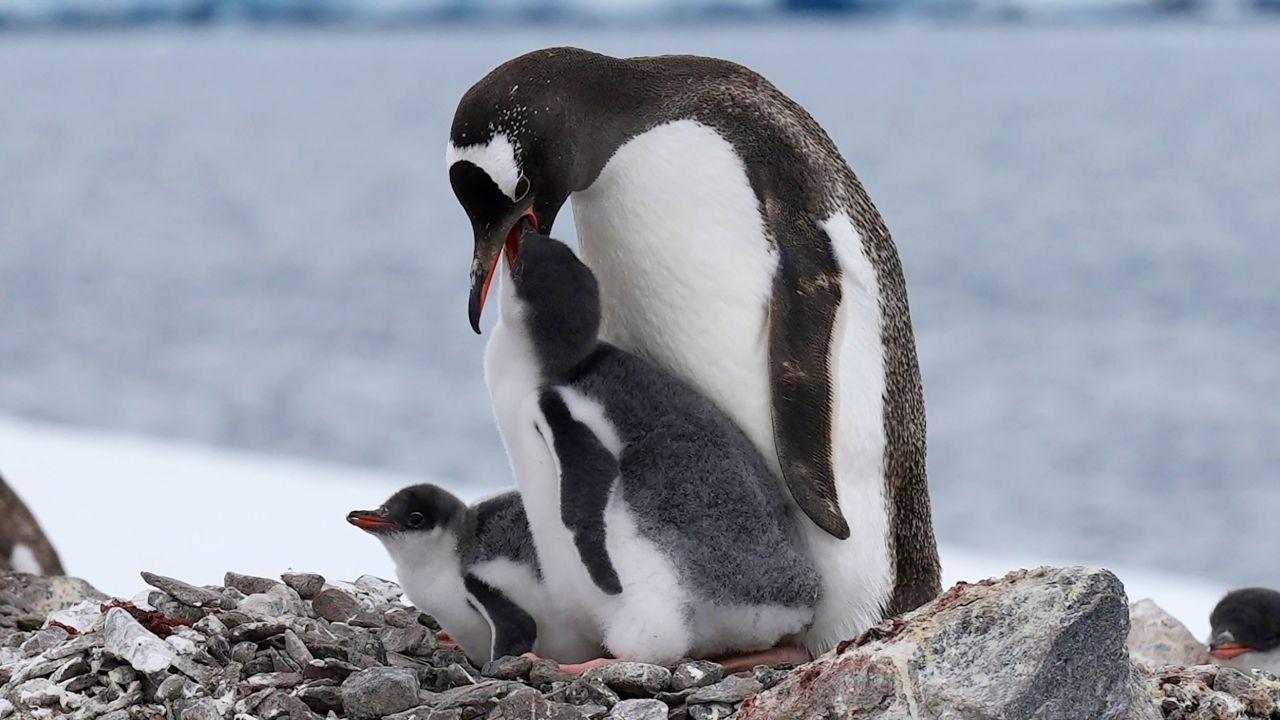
<box><xmin>572</xmin><ymin>120</ymin><xmax>780</xmax><ymax>472</ymax></box>
<box><xmin>573</xmin><ymin>122</ymin><xmax>896</xmax><ymax>652</ymax></box>
<box><xmin>391</xmin><ymin>534</ymin><xmax>492</xmax><ymax>663</ymax></box>
<box><xmin>599</xmin><ymin>487</ymin><xmax>691</xmax><ymax>665</ymax></box>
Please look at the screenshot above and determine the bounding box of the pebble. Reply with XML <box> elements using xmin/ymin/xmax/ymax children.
<box><xmin>101</xmin><ymin>608</ymin><xmax>177</xmax><ymax>674</ymax></box>
<box><xmin>340</xmin><ymin>666</ymin><xmax>420</xmax><ymax>720</ymax></box>
<box><xmin>491</xmin><ymin>692</ymin><xmax>589</xmax><ymax>719</ymax></box>
<box><xmin>607</xmin><ymin>698</ymin><xmax>669</xmax><ymax>720</ymax></box>
<box><xmin>311</xmin><ymin>589</ymin><xmax>360</xmax><ymax>624</ymax></box>
<box><xmin>482</xmin><ymin>654</ymin><xmax>533</xmax><ymax>680</ymax></box>
<box><xmin>281</xmin><ymin>572</ymin><xmax>326</xmax><ymax>599</ymax></box>
<box><xmin>223</xmin><ymin>572</ymin><xmax>283</xmax><ymax>596</ymax></box>
<box><xmin>672</xmin><ymin>660</ymin><xmax>724</xmax><ymax>692</ymax></box>
<box><xmin>139</xmin><ymin>572</ymin><xmax>233</xmax><ymax>610</ymax></box>
<box><xmin>686</xmin><ymin>675</ymin><xmax>762</xmax><ymax>705</ymax></box>
<box><xmin>688</xmin><ymin>702</ymin><xmax>735</xmax><ymax>720</ymax></box>
<box><xmin>584</xmin><ymin>662</ymin><xmax>671</xmax><ymax>697</ymax></box>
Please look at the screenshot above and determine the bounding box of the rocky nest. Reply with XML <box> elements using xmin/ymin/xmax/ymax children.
<box><xmin>0</xmin><ymin>571</ymin><xmax>785</xmax><ymax>720</ymax></box>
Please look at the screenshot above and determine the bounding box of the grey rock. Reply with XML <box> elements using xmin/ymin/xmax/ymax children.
<box><xmin>382</xmin><ymin>625</ymin><xmax>429</xmax><ymax>656</ymax></box>
<box><xmin>606</xmin><ymin>698</ymin><xmax>668</xmax><ymax>720</ymax></box>
<box><xmin>686</xmin><ymin>676</ymin><xmax>762</xmax><ymax>705</ymax></box>
<box><xmin>564</xmin><ymin>677</ymin><xmax>620</xmax><ymax>708</ymax></box>
<box><xmin>491</xmin><ymin>692</ymin><xmax>588</xmax><ymax>719</ymax></box>
<box><xmin>434</xmin><ymin>679</ymin><xmax>535</xmax><ymax>711</ymax></box>
<box><xmin>109</xmin><ymin>665</ymin><xmax>139</xmax><ymax>687</ymax></box>
<box><xmin>297</xmin><ymin>683</ymin><xmax>344</xmax><ymax>713</ymax></box>
<box><xmin>284</xmin><ymin>629</ymin><xmax>315</xmax><ymax>667</ymax></box>
<box><xmin>139</xmin><ymin>572</ymin><xmax>233</xmax><ymax>610</ymax></box>
<box><xmin>281</xmin><ymin>572</ymin><xmax>325</xmax><ymax>600</ymax></box>
<box><xmin>0</xmin><ymin>698</ymin><xmax>13</xmax><ymax>718</ymax></box>
<box><xmin>101</xmin><ymin>607</ymin><xmax>177</xmax><ymax>674</ymax></box>
<box><xmin>577</xmin><ymin>704</ymin><xmax>609</xmax><ymax>720</ymax></box>
<box><xmin>653</xmin><ymin>688</ymin><xmax>695</xmax><ymax>705</ymax></box>
<box><xmin>311</xmin><ymin>589</ymin><xmax>360</xmax><ymax>624</ymax></box>
<box><xmin>19</xmin><ymin>627</ymin><xmax>68</xmax><ymax>657</ymax></box>
<box><xmin>529</xmin><ymin>659</ymin><xmax>572</xmax><ymax>689</ymax></box>
<box><xmin>156</xmin><ymin>674</ymin><xmax>197</xmax><ymax>701</ymax></box>
<box><xmin>688</xmin><ymin>703</ymin><xmax>735</xmax><ymax>720</ymax></box>
<box><xmin>445</xmin><ymin>662</ymin><xmax>476</xmax><ymax>686</ymax></box>
<box><xmin>49</xmin><ymin>656</ymin><xmax>89</xmax><ymax>683</ymax></box>
<box><xmin>99</xmin><ymin>711</ymin><xmax>131</xmax><ymax>720</ymax></box>
<box><xmin>739</xmin><ymin>566</ymin><xmax>1161</xmax><ymax>720</ymax></box>
<box><xmin>481</xmin><ymin>655</ymin><xmax>537</xmax><ymax>676</ymax></box>
<box><xmin>224</xmin><ymin>572</ymin><xmax>282</xmax><ymax>596</ymax></box>
<box><xmin>0</xmin><ymin>574</ymin><xmax>106</xmax><ymax>617</ymax></box>
<box><xmin>384</xmin><ymin>608</ymin><xmax>421</xmax><ymax>629</ymax></box>
<box><xmin>175</xmin><ymin>697</ymin><xmax>222</xmax><ymax>720</ymax></box>
<box><xmin>749</xmin><ymin>665</ymin><xmax>789</xmax><ymax>691</ymax></box>
<box><xmin>583</xmin><ymin>663</ymin><xmax>671</xmax><ymax>697</ymax></box>
<box><xmin>671</xmin><ymin>661</ymin><xmax>724</xmax><ymax>692</ymax></box>
<box><xmin>246</xmin><ymin>671</ymin><xmax>303</xmax><ymax>689</ymax></box>
<box><xmin>384</xmin><ymin>706</ymin><xmax>462</xmax><ymax>720</ymax></box>
<box><xmin>340</xmin><ymin>666</ymin><xmax>420</xmax><ymax>720</ymax></box>
<box><xmin>1127</xmin><ymin>598</ymin><xmax>1211</xmax><ymax>669</ymax></box>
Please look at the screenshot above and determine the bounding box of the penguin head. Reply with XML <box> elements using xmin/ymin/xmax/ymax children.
<box><xmin>447</xmin><ymin>47</ymin><xmax>620</xmax><ymax>335</ymax></box>
<box><xmin>1208</xmin><ymin>587</ymin><xmax>1280</xmax><ymax>663</ymax></box>
<box><xmin>348</xmin><ymin>484</ymin><xmax>470</xmax><ymax>562</ymax></box>
<box><xmin>499</xmin><ymin>231</ymin><xmax>601</xmax><ymax>379</ymax></box>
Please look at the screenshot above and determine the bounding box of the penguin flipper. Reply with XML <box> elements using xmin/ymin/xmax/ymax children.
<box><xmin>463</xmin><ymin>574</ymin><xmax>537</xmax><ymax>659</ymax></box>
<box><xmin>537</xmin><ymin>389</ymin><xmax>624</xmax><ymax>595</ymax></box>
<box><xmin>767</xmin><ymin>220</ymin><xmax>850</xmax><ymax>540</ymax></box>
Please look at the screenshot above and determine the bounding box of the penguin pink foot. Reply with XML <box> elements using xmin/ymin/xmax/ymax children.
<box><xmin>437</xmin><ymin>630</ymin><xmax>463</xmax><ymax>652</ymax></box>
<box><xmin>521</xmin><ymin>653</ymin><xmax>616</xmax><ymax>675</ymax></box>
<box><xmin>711</xmin><ymin>644</ymin><xmax>812</xmax><ymax>673</ymax></box>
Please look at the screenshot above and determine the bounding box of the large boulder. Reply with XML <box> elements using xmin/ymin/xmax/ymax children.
<box><xmin>0</xmin><ymin>474</ymin><xmax>62</xmax><ymax>576</ymax></box>
<box><xmin>1128</xmin><ymin>598</ymin><xmax>1211</xmax><ymax>669</ymax></box>
<box><xmin>740</xmin><ymin>566</ymin><xmax>1159</xmax><ymax>720</ymax></box>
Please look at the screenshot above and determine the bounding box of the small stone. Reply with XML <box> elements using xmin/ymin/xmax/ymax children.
<box><xmin>176</xmin><ymin>697</ymin><xmax>222</xmax><ymax>720</ymax></box>
<box><xmin>431</xmin><ymin>647</ymin><xmax>471</xmax><ymax>668</ymax></box>
<box><xmin>19</xmin><ymin>627</ymin><xmax>68</xmax><ymax>657</ymax></box>
<box><xmin>64</xmin><ymin>672</ymin><xmax>98</xmax><ymax>693</ymax></box>
<box><xmin>0</xmin><ymin>699</ymin><xmax>13</xmax><ymax>719</ymax></box>
<box><xmin>297</xmin><ymin>683</ymin><xmax>344</xmax><ymax>713</ymax></box>
<box><xmin>606</xmin><ymin>698</ymin><xmax>667</xmax><ymax>720</ymax></box>
<box><xmin>246</xmin><ymin>672</ymin><xmax>303</xmax><ymax>689</ymax></box>
<box><xmin>102</xmin><ymin>608</ymin><xmax>177</xmax><ymax>674</ymax></box>
<box><xmin>686</xmin><ymin>675</ymin><xmax>762</xmax><ymax>705</ymax></box>
<box><xmin>577</xmin><ymin>704</ymin><xmax>609</xmax><ymax>720</ymax></box>
<box><xmin>482</xmin><ymin>654</ymin><xmax>533</xmax><ymax>680</ymax></box>
<box><xmin>99</xmin><ymin>711</ymin><xmax>131</xmax><ymax>720</ymax></box>
<box><xmin>281</xmin><ymin>572</ymin><xmax>325</xmax><ymax>599</ymax></box>
<box><xmin>750</xmin><ymin>664</ymin><xmax>790</xmax><ymax>690</ymax></box>
<box><xmin>228</xmin><ymin>621</ymin><xmax>287</xmax><ymax>643</ymax></box>
<box><xmin>156</xmin><ymin>674</ymin><xmax>196</xmax><ymax>701</ymax></box>
<box><xmin>49</xmin><ymin>656</ymin><xmax>89</xmax><ymax>683</ymax></box>
<box><xmin>139</xmin><ymin>572</ymin><xmax>233</xmax><ymax>610</ymax></box>
<box><xmin>283</xmin><ymin>629</ymin><xmax>315</xmax><ymax>667</ymax></box>
<box><xmin>191</xmin><ymin>614</ymin><xmax>227</xmax><ymax>637</ymax></box>
<box><xmin>384</xmin><ymin>608</ymin><xmax>420</xmax><ymax>629</ymax></box>
<box><xmin>230</xmin><ymin>641</ymin><xmax>258</xmax><ymax>664</ymax></box>
<box><xmin>433</xmin><ymin>680</ymin><xmax>535</xmax><ymax>711</ymax></box>
<box><xmin>688</xmin><ymin>702</ymin><xmax>734</xmax><ymax>720</ymax></box>
<box><xmin>340</xmin><ymin>666</ymin><xmax>420</xmax><ymax>720</ymax></box>
<box><xmin>224</xmin><ymin>572</ymin><xmax>282</xmax><ymax>595</ymax></box>
<box><xmin>385</xmin><ymin>707</ymin><xmax>462</xmax><ymax>720</ymax></box>
<box><xmin>311</xmin><ymin>589</ymin><xmax>360</xmax><ymax>623</ymax></box>
<box><xmin>565</xmin><ymin>677</ymin><xmax>620</xmax><ymax>708</ymax></box>
<box><xmin>381</xmin><ymin>624</ymin><xmax>429</xmax><ymax>656</ymax></box>
<box><xmin>654</xmin><ymin>688</ymin><xmax>695</xmax><ymax>705</ymax></box>
<box><xmin>584</xmin><ymin>662</ymin><xmax>671</xmax><ymax>697</ymax></box>
<box><xmin>491</xmin><ymin>692</ymin><xmax>588</xmax><ymax>719</ymax></box>
<box><xmin>446</xmin><ymin>662</ymin><xmax>477</xmax><ymax>686</ymax></box>
<box><xmin>530</xmin><ymin>659</ymin><xmax>572</xmax><ymax>688</ymax></box>
<box><xmin>671</xmin><ymin>661</ymin><xmax>724</xmax><ymax>692</ymax></box>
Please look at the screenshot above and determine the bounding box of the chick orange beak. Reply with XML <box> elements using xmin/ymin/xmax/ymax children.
<box><xmin>1209</xmin><ymin>642</ymin><xmax>1253</xmax><ymax>660</ymax></box>
<box><xmin>347</xmin><ymin>510</ymin><xmax>399</xmax><ymax>532</ymax></box>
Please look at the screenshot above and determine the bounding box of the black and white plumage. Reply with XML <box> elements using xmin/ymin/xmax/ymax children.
<box><xmin>348</xmin><ymin>484</ymin><xmax>599</xmax><ymax>665</ymax></box>
<box><xmin>1208</xmin><ymin>587</ymin><xmax>1280</xmax><ymax>675</ymax></box>
<box><xmin>447</xmin><ymin>47</ymin><xmax>940</xmax><ymax>654</ymax></box>
<box><xmin>485</xmin><ymin>231</ymin><xmax>819</xmax><ymax>665</ymax></box>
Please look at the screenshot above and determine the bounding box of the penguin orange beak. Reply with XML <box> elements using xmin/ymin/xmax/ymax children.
<box><xmin>347</xmin><ymin>510</ymin><xmax>401</xmax><ymax>533</ymax></box>
<box><xmin>469</xmin><ymin>210</ymin><xmax>538</xmax><ymax>334</ymax></box>
<box><xmin>1209</xmin><ymin>641</ymin><xmax>1253</xmax><ymax>660</ymax></box>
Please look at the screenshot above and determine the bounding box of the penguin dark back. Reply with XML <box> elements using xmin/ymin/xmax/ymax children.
<box><xmin>509</xmin><ymin>232</ymin><xmax>602</xmax><ymax>379</ymax></box>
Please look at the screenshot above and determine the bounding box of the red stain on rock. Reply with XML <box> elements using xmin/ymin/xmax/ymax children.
<box><xmin>100</xmin><ymin>599</ymin><xmax>194</xmax><ymax>638</ymax></box>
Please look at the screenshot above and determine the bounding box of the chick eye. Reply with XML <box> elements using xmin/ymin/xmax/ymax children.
<box><xmin>377</xmin><ymin>507</ymin><xmax>388</xmax><ymax>517</ymax></box>
<box><xmin>408</xmin><ymin>512</ymin><xmax>425</xmax><ymax>528</ymax></box>
<box><xmin>513</xmin><ymin>175</ymin><xmax>530</xmax><ymax>201</ymax></box>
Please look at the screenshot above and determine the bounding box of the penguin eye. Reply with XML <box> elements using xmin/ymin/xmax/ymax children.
<box><xmin>513</xmin><ymin>175</ymin><xmax>530</xmax><ymax>201</ymax></box>
<box><xmin>407</xmin><ymin>512</ymin><xmax>425</xmax><ymax>528</ymax></box>
<box><xmin>377</xmin><ymin>507</ymin><xmax>388</xmax><ymax>517</ymax></box>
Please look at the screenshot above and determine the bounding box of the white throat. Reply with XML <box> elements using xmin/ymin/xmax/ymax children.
<box><xmin>378</xmin><ymin>529</ymin><xmax>491</xmax><ymax>663</ymax></box>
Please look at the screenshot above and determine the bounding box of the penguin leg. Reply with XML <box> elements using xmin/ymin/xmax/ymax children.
<box><xmin>711</xmin><ymin>644</ymin><xmax>812</xmax><ymax>673</ymax></box>
<box><xmin>464</xmin><ymin>574</ymin><xmax>538</xmax><ymax>659</ymax></box>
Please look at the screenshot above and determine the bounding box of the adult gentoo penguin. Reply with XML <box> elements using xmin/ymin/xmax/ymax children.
<box><xmin>486</xmin><ymin>231</ymin><xmax>819</xmax><ymax>668</ymax></box>
<box><xmin>348</xmin><ymin>484</ymin><xmax>600</xmax><ymax>664</ymax></box>
<box><xmin>1207</xmin><ymin>587</ymin><xmax>1280</xmax><ymax>675</ymax></box>
<box><xmin>447</xmin><ymin>47</ymin><xmax>940</xmax><ymax>653</ymax></box>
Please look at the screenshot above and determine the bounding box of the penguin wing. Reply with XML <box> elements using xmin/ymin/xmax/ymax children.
<box><xmin>767</xmin><ymin>216</ymin><xmax>850</xmax><ymax>540</ymax></box>
<box><xmin>463</xmin><ymin>573</ymin><xmax>538</xmax><ymax>659</ymax></box>
<box><xmin>537</xmin><ymin>389</ymin><xmax>624</xmax><ymax>595</ymax></box>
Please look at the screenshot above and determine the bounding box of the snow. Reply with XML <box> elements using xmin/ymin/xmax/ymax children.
<box><xmin>0</xmin><ymin>415</ymin><xmax>1226</xmax><ymax>640</ymax></box>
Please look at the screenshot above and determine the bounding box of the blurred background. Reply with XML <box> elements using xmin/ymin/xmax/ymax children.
<box><xmin>0</xmin><ymin>0</ymin><xmax>1276</xmax><ymax>610</ymax></box>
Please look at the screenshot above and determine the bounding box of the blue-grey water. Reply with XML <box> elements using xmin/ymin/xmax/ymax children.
<box><xmin>1</xmin><ymin>24</ymin><xmax>1277</xmax><ymax>588</ymax></box>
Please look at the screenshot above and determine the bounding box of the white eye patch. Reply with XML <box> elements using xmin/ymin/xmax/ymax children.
<box><xmin>446</xmin><ymin>133</ymin><xmax>522</xmax><ymax>200</ymax></box>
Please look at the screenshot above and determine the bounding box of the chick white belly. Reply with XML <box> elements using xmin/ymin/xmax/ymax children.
<box><xmin>469</xmin><ymin>557</ymin><xmax>600</xmax><ymax>663</ymax></box>
<box><xmin>571</xmin><ymin>119</ymin><xmax>780</xmax><ymax>473</ymax></box>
